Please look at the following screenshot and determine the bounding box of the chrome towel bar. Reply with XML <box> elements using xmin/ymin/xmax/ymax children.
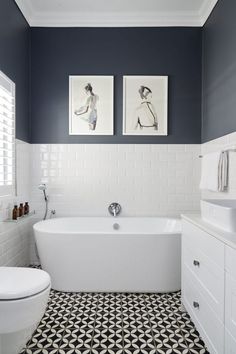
<box><xmin>199</xmin><ymin>147</ymin><xmax>236</xmax><ymax>158</ymax></box>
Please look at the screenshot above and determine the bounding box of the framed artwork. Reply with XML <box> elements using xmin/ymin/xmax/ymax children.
<box><xmin>123</xmin><ymin>76</ymin><xmax>168</xmax><ymax>135</ymax></box>
<box><xmin>69</xmin><ymin>76</ymin><xmax>114</xmax><ymax>135</ymax></box>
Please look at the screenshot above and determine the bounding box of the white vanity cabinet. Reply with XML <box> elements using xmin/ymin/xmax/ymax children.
<box><xmin>182</xmin><ymin>217</ymin><xmax>236</xmax><ymax>354</ymax></box>
<box><xmin>225</xmin><ymin>246</ymin><xmax>236</xmax><ymax>353</ymax></box>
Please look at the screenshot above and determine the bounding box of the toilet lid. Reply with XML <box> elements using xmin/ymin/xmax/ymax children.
<box><xmin>0</xmin><ymin>267</ymin><xmax>51</xmax><ymax>300</ymax></box>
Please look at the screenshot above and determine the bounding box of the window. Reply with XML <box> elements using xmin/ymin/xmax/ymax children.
<box><xmin>0</xmin><ymin>71</ymin><xmax>15</xmax><ymax>196</ymax></box>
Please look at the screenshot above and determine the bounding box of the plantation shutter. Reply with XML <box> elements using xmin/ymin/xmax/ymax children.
<box><xmin>0</xmin><ymin>71</ymin><xmax>15</xmax><ymax>196</ymax></box>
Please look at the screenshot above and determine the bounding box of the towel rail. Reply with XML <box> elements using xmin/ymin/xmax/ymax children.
<box><xmin>199</xmin><ymin>148</ymin><xmax>236</xmax><ymax>158</ymax></box>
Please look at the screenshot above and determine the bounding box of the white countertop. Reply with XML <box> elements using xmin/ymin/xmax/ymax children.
<box><xmin>181</xmin><ymin>213</ymin><xmax>236</xmax><ymax>250</ymax></box>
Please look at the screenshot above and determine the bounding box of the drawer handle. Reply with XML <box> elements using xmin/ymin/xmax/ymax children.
<box><xmin>193</xmin><ymin>301</ymin><xmax>200</xmax><ymax>309</ymax></box>
<box><xmin>193</xmin><ymin>260</ymin><xmax>200</xmax><ymax>267</ymax></box>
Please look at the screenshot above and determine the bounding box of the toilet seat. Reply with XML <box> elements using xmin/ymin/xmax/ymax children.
<box><xmin>0</xmin><ymin>267</ymin><xmax>51</xmax><ymax>300</ymax></box>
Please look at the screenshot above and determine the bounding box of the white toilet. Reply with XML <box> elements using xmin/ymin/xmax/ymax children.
<box><xmin>0</xmin><ymin>267</ymin><xmax>51</xmax><ymax>354</ymax></box>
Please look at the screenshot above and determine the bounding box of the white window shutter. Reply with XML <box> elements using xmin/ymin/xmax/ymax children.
<box><xmin>0</xmin><ymin>71</ymin><xmax>15</xmax><ymax>197</ymax></box>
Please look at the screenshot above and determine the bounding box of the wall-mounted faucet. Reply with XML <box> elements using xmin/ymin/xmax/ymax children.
<box><xmin>108</xmin><ymin>203</ymin><xmax>121</xmax><ymax>217</ymax></box>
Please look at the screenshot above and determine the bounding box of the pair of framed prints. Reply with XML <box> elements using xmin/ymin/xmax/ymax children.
<box><xmin>69</xmin><ymin>76</ymin><xmax>168</xmax><ymax>136</ymax></box>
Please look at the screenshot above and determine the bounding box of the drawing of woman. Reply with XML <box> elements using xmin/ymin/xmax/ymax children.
<box><xmin>131</xmin><ymin>86</ymin><xmax>158</xmax><ymax>131</ymax></box>
<box><xmin>74</xmin><ymin>83</ymin><xmax>99</xmax><ymax>131</ymax></box>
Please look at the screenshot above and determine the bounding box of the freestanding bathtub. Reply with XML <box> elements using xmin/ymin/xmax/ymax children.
<box><xmin>34</xmin><ymin>217</ymin><xmax>181</xmax><ymax>293</ymax></box>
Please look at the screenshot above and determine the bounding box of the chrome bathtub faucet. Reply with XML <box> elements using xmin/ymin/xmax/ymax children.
<box><xmin>108</xmin><ymin>203</ymin><xmax>121</xmax><ymax>217</ymax></box>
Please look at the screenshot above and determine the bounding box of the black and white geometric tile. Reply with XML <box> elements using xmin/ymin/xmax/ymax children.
<box><xmin>20</xmin><ymin>290</ymin><xmax>209</xmax><ymax>354</ymax></box>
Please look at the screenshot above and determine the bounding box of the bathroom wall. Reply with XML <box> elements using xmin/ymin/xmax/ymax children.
<box><xmin>0</xmin><ymin>1</ymin><xmax>33</xmax><ymax>266</ymax></box>
<box><xmin>0</xmin><ymin>0</ymin><xmax>30</xmax><ymax>142</ymax></box>
<box><xmin>201</xmin><ymin>1</ymin><xmax>236</xmax><ymax>200</ymax></box>
<box><xmin>202</xmin><ymin>0</ymin><xmax>236</xmax><ymax>142</ymax></box>
<box><xmin>1</xmin><ymin>6</ymin><xmax>203</xmax><ymax>267</ymax></box>
<box><xmin>0</xmin><ymin>140</ymin><xmax>33</xmax><ymax>267</ymax></box>
<box><xmin>201</xmin><ymin>132</ymin><xmax>236</xmax><ymax>200</ymax></box>
<box><xmin>30</xmin><ymin>143</ymin><xmax>201</xmax><ymax>218</ymax></box>
<box><xmin>30</xmin><ymin>27</ymin><xmax>202</xmax><ymax>144</ymax></box>
<box><xmin>28</xmin><ymin>27</ymin><xmax>202</xmax><ymax>229</ymax></box>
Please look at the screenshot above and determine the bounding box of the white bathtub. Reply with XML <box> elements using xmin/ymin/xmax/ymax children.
<box><xmin>34</xmin><ymin>217</ymin><xmax>181</xmax><ymax>293</ymax></box>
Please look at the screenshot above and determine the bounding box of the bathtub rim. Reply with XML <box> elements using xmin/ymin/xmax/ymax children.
<box><xmin>33</xmin><ymin>216</ymin><xmax>181</xmax><ymax>235</ymax></box>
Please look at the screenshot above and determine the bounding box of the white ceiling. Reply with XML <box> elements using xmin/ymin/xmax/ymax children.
<box><xmin>15</xmin><ymin>0</ymin><xmax>218</xmax><ymax>27</ymax></box>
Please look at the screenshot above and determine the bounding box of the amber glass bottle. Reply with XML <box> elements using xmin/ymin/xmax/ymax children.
<box><xmin>24</xmin><ymin>202</ymin><xmax>29</xmax><ymax>215</ymax></box>
<box><xmin>12</xmin><ymin>205</ymin><xmax>18</xmax><ymax>220</ymax></box>
<box><xmin>19</xmin><ymin>203</ymin><xmax>24</xmax><ymax>217</ymax></box>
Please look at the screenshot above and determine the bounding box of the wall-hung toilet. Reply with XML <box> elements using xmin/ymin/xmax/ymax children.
<box><xmin>0</xmin><ymin>267</ymin><xmax>51</xmax><ymax>354</ymax></box>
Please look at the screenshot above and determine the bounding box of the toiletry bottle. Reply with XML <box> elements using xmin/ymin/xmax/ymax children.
<box><xmin>19</xmin><ymin>203</ymin><xmax>24</xmax><ymax>217</ymax></box>
<box><xmin>12</xmin><ymin>205</ymin><xmax>18</xmax><ymax>220</ymax></box>
<box><xmin>24</xmin><ymin>202</ymin><xmax>29</xmax><ymax>215</ymax></box>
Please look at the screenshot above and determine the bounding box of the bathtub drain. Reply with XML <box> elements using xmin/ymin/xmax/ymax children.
<box><xmin>113</xmin><ymin>223</ymin><xmax>120</xmax><ymax>230</ymax></box>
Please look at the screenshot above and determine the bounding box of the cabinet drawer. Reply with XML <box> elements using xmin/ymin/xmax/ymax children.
<box><xmin>225</xmin><ymin>246</ymin><xmax>236</xmax><ymax>279</ymax></box>
<box><xmin>225</xmin><ymin>329</ymin><xmax>236</xmax><ymax>354</ymax></box>
<box><xmin>182</xmin><ymin>265</ymin><xmax>224</xmax><ymax>354</ymax></box>
<box><xmin>182</xmin><ymin>244</ymin><xmax>224</xmax><ymax>321</ymax></box>
<box><xmin>182</xmin><ymin>220</ymin><xmax>224</xmax><ymax>269</ymax></box>
<box><xmin>225</xmin><ymin>272</ymin><xmax>236</xmax><ymax>339</ymax></box>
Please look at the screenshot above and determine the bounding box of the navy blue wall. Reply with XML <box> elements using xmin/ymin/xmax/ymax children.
<box><xmin>31</xmin><ymin>27</ymin><xmax>202</xmax><ymax>144</ymax></box>
<box><xmin>0</xmin><ymin>0</ymin><xmax>30</xmax><ymax>142</ymax></box>
<box><xmin>202</xmin><ymin>0</ymin><xmax>236</xmax><ymax>142</ymax></box>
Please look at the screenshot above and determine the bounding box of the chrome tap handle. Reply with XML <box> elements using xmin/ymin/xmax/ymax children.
<box><xmin>193</xmin><ymin>260</ymin><xmax>200</xmax><ymax>267</ymax></box>
<box><xmin>193</xmin><ymin>301</ymin><xmax>200</xmax><ymax>309</ymax></box>
<box><xmin>108</xmin><ymin>203</ymin><xmax>121</xmax><ymax>217</ymax></box>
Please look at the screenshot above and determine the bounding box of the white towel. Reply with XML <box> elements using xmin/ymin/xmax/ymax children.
<box><xmin>218</xmin><ymin>151</ymin><xmax>228</xmax><ymax>191</ymax></box>
<box><xmin>199</xmin><ymin>151</ymin><xmax>228</xmax><ymax>192</ymax></box>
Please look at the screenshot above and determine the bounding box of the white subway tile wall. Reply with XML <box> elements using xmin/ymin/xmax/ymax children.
<box><xmin>0</xmin><ymin>218</ymin><xmax>33</xmax><ymax>266</ymax></box>
<box><xmin>201</xmin><ymin>131</ymin><xmax>236</xmax><ymax>199</ymax></box>
<box><xmin>10</xmin><ymin>138</ymin><xmax>236</xmax><ymax>267</ymax></box>
<box><xmin>4</xmin><ymin>134</ymin><xmax>236</xmax><ymax>267</ymax></box>
<box><xmin>30</xmin><ymin>144</ymin><xmax>201</xmax><ymax>218</ymax></box>
<box><xmin>0</xmin><ymin>139</ymin><xmax>32</xmax><ymax>266</ymax></box>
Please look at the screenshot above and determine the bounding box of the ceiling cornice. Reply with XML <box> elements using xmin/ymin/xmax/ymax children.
<box><xmin>29</xmin><ymin>11</ymin><xmax>201</xmax><ymax>28</ymax></box>
<box><xmin>15</xmin><ymin>0</ymin><xmax>218</xmax><ymax>27</ymax></box>
<box><xmin>15</xmin><ymin>0</ymin><xmax>32</xmax><ymax>25</ymax></box>
<box><xmin>198</xmin><ymin>0</ymin><xmax>218</xmax><ymax>26</ymax></box>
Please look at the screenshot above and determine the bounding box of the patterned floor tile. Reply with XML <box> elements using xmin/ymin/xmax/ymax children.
<box><xmin>66</xmin><ymin>319</ymin><xmax>94</xmax><ymax>330</ymax></box>
<box><xmin>92</xmin><ymin>328</ymin><xmax>123</xmax><ymax>349</ymax></box>
<box><xmin>166</xmin><ymin>292</ymin><xmax>181</xmax><ymax>301</ymax></box>
<box><xmin>123</xmin><ymin>328</ymin><xmax>155</xmax><ymax>350</ymax></box>
<box><xmin>155</xmin><ymin>349</ymin><xmax>189</xmax><ymax>354</ymax></box>
<box><xmin>58</xmin><ymin>350</ymin><xmax>91</xmax><ymax>354</ymax></box>
<box><xmin>26</xmin><ymin>327</ymin><xmax>64</xmax><ymax>350</ymax></box>
<box><xmin>123</xmin><ymin>350</ymin><xmax>157</xmax><ymax>354</ymax></box>
<box><xmin>122</xmin><ymin>314</ymin><xmax>150</xmax><ymax>330</ymax></box>
<box><xmin>152</xmin><ymin>328</ymin><xmax>186</xmax><ymax>350</ymax></box>
<box><xmin>181</xmin><ymin>328</ymin><xmax>207</xmax><ymax>350</ymax></box>
<box><xmin>39</xmin><ymin>315</ymin><xmax>69</xmax><ymax>330</ymax></box>
<box><xmin>149</xmin><ymin>314</ymin><xmax>179</xmax><ymax>330</ymax></box>
<box><xmin>91</xmin><ymin>350</ymin><xmax>124</xmax><ymax>354</ymax></box>
<box><xmin>20</xmin><ymin>348</ymin><xmax>59</xmax><ymax>354</ymax></box>
<box><xmin>20</xmin><ymin>285</ymin><xmax>209</xmax><ymax>354</ymax></box>
<box><xmin>59</xmin><ymin>328</ymin><xmax>94</xmax><ymax>350</ymax></box>
<box><xmin>187</xmin><ymin>349</ymin><xmax>210</xmax><ymax>354</ymax></box>
<box><xmin>95</xmin><ymin>311</ymin><xmax>123</xmax><ymax>329</ymax></box>
<box><xmin>174</xmin><ymin>315</ymin><xmax>195</xmax><ymax>330</ymax></box>
<box><xmin>122</xmin><ymin>299</ymin><xmax>146</xmax><ymax>310</ymax></box>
